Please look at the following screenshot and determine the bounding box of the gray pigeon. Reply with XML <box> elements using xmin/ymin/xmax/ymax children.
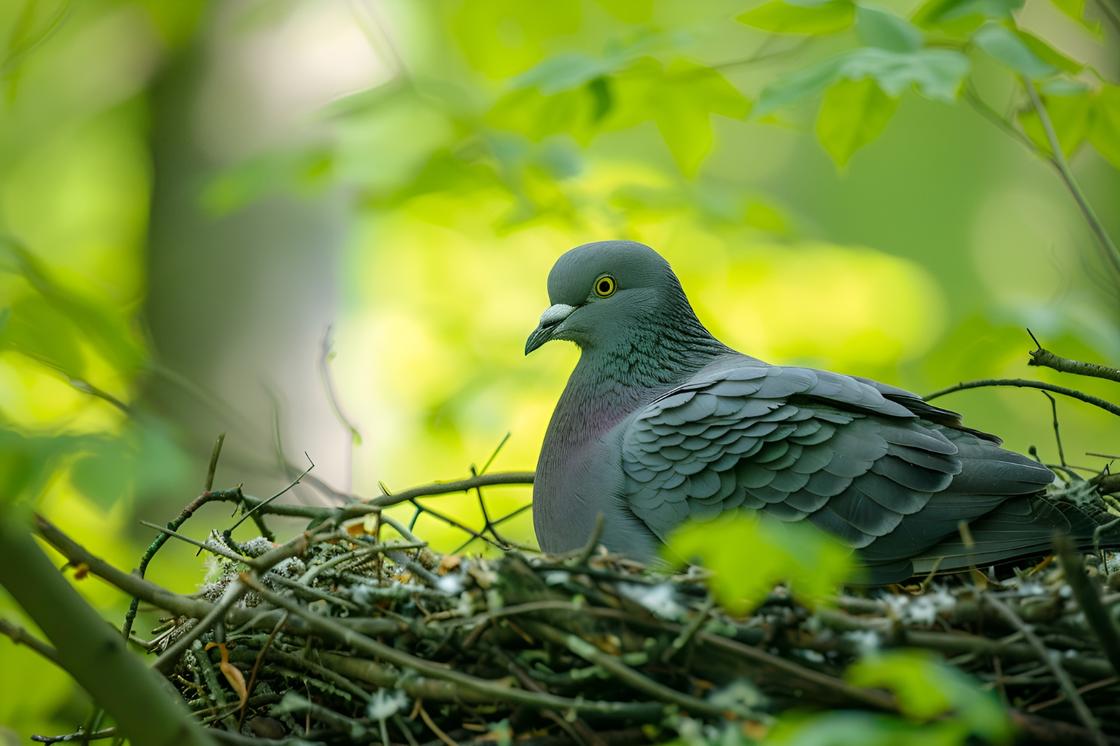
<box><xmin>526</xmin><ymin>240</ymin><xmax>1106</xmax><ymax>583</ymax></box>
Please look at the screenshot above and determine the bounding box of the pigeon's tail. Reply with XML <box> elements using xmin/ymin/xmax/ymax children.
<box><xmin>909</xmin><ymin>492</ymin><xmax>1120</xmax><ymax>577</ymax></box>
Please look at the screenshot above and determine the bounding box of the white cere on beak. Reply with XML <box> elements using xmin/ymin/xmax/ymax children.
<box><xmin>539</xmin><ymin>304</ymin><xmax>576</xmax><ymax>327</ymax></box>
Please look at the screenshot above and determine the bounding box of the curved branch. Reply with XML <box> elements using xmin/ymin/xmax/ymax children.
<box><xmin>1027</xmin><ymin>344</ymin><xmax>1120</xmax><ymax>384</ymax></box>
<box><xmin>924</xmin><ymin>379</ymin><xmax>1120</xmax><ymax>418</ymax></box>
<box><xmin>366</xmin><ymin>471</ymin><xmax>534</xmax><ymax>510</ymax></box>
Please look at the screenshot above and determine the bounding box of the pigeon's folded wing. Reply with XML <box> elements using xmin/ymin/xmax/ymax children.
<box><xmin>619</xmin><ymin>362</ymin><xmax>1054</xmax><ymax>575</ymax></box>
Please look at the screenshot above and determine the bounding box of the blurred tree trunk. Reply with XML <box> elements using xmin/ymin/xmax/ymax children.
<box><xmin>140</xmin><ymin>3</ymin><xmax>351</xmax><ymax>518</ymax></box>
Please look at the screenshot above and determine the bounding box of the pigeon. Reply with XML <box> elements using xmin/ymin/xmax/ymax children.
<box><xmin>525</xmin><ymin>240</ymin><xmax>1109</xmax><ymax>583</ymax></box>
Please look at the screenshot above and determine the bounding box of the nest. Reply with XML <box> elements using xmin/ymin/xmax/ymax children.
<box><xmin>128</xmin><ymin>496</ymin><xmax>1120</xmax><ymax>746</ymax></box>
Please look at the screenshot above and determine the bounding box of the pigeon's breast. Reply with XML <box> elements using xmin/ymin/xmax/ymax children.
<box><xmin>533</xmin><ymin>400</ymin><xmax>624</xmax><ymax>553</ymax></box>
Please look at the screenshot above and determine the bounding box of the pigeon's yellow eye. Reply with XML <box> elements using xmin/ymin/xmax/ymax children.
<box><xmin>593</xmin><ymin>274</ymin><xmax>617</xmax><ymax>298</ymax></box>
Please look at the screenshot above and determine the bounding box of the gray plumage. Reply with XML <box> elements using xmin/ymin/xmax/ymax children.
<box><xmin>526</xmin><ymin>241</ymin><xmax>1106</xmax><ymax>583</ymax></box>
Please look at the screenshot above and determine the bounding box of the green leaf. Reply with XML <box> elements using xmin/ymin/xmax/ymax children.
<box><xmin>1047</xmin><ymin>0</ymin><xmax>1100</xmax><ymax>32</ymax></box>
<box><xmin>912</xmin><ymin>0</ymin><xmax>1023</xmax><ymax>34</ymax></box>
<box><xmin>856</xmin><ymin>5</ymin><xmax>923</xmax><ymax>52</ymax></box>
<box><xmin>973</xmin><ymin>23</ymin><xmax>1056</xmax><ymax>79</ymax></box>
<box><xmin>69</xmin><ymin>418</ymin><xmax>191</xmax><ymax>508</ymax></box>
<box><xmin>738</xmin><ymin>0</ymin><xmax>855</xmax><ymax>34</ymax></box>
<box><xmin>1090</xmin><ymin>85</ymin><xmax>1120</xmax><ymax>168</ymax></box>
<box><xmin>495</xmin><ymin>32</ymin><xmax>688</xmax><ymax>144</ymax></box>
<box><xmin>509</xmin><ymin>31</ymin><xmax>680</xmax><ymax>94</ymax></box>
<box><xmin>69</xmin><ymin>437</ymin><xmax>132</xmax><ymax>508</ymax></box>
<box><xmin>586</xmin><ymin>76</ymin><xmax>613</xmax><ymax>122</ymax></box>
<box><xmin>765</xmin><ymin>710</ymin><xmax>967</xmax><ymax>746</ymax></box>
<box><xmin>758</xmin><ymin>48</ymin><xmax>969</xmax><ymax>115</ymax></box>
<box><xmin>1018</xmin><ymin>89</ymin><xmax>1094</xmax><ymax>157</ymax></box>
<box><xmin>1049</xmin><ymin>0</ymin><xmax>1084</xmax><ymax>18</ymax></box>
<box><xmin>1</xmin><ymin>295</ymin><xmax>87</xmax><ymax>376</ymax></box>
<box><xmin>1</xmin><ymin>0</ymin><xmax>70</xmax><ymax>100</ymax></box>
<box><xmin>816</xmin><ymin>78</ymin><xmax>900</xmax><ymax>167</ymax></box>
<box><xmin>0</xmin><ymin>428</ymin><xmax>96</xmax><ymax>508</ymax></box>
<box><xmin>664</xmin><ymin>513</ymin><xmax>855</xmax><ymax>614</ymax></box>
<box><xmin>0</xmin><ymin>239</ymin><xmax>146</xmax><ymax>378</ymax></box>
<box><xmin>511</xmin><ymin>53</ymin><xmax>615</xmax><ymax>95</ymax></box>
<box><xmin>848</xmin><ymin>652</ymin><xmax>1012</xmax><ymax>742</ymax></box>
<box><xmin>650</xmin><ymin>60</ymin><xmax>751</xmax><ymax>175</ymax></box>
<box><xmin>1013</xmin><ymin>29</ymin><xmax>1083</xmax><ymax>75</ymax></box>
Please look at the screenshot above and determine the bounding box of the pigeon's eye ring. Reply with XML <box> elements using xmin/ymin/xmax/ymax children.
<box><xmin>593</xmin><ymin>275</ymin><xmax>617</xmax><ymax>298</ymax></box>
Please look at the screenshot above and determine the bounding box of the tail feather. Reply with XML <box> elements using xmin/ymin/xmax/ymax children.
<box><xmin>910</xmin><ymin>495</ymin><xmax>1120</xmax><ymax>575</ymax></box>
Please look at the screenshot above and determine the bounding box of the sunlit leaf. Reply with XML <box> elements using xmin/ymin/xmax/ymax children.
<box><xmin>1013</xmin><ymin>29</ymin><xmax>1083</xmax><ymax>75</ymax></box>
<box><xmin>816</xmin><ymin>78</ymin><xmax>900</xmax><ymax>167</ymax></box>
<box><xmin>508</xmin><ymin>31</ymin><xmax>678</xmax><ymax>94</ymax></box>
<box><xmin>68</xmin><ymin>438</ymin><xmax>128</xmax><ymax>510</ymax></box>
<box><xmin>511</xmin><ymin>53</ymin><xmax>615</xmax><ymax>95</ymax></box>
<box><xmin>738</xmin><ymin>0</ymin><xmax>855</xmax><ymax>34</ymax></box>
<box><xmin>1</xmin><ymin>295</ymin><xmax>86</xmax><ymax>376</ymax></box>
<box><xmin>0</xmin><ymin>428</ymin><xmax>94</xmax><ymax>509</ymax></box>
<box><xmin>972</xmin><ymin>23</ymin><xmax>1056</xmax><ymax>79</ymax></box>
<box><xmin>1018</xmin><ymin>88</ymin><xmax>1093</xmax><ymax>157</ymax></box>
<box><xmin>765</xmin><ymin>710</ymin><xmax>967</xmax><ymax>746</ymax></box>
<box><xmin>1</xmin><ymin>0</ymin><xmax>71</xmax><ymax>100</ymax></box>
<box><xmin>856</xmin><ymin>5</ymin><xmax>923</xmax><ymax>51</ymax></box>
<box><xmin>912</xmin><ymin>0</ymin><xmax>1023</xmax><ymax>34</ymax></box>
<box><xmin>68</xmin><ymin>417</ymin><xmax>191</xmax><ymax>508</ymax></box>
<box><xmin>649</xmin><ymin>60</ymin><xmax>751</xmax><ymax>175</ymax></box>
<box><xmin>1090</xmin><ymin>85</ymin><xmax>1120</xmax><ymax>168</ymax></box>
<box><xmin>446</xmin><ymin>0</ymin><xmax>585</xmax><ymax>79</ymax></box>
<box><xmin>758</xmin><ymin>48</ymin><xmax>969</xmax><ymax>115</ymax></box>
<box><xmin>1046</xmin><ymin>0</ymin><xmax>1100</xmax><ymax>32</ymax></box>
<box><xmin>664</xmin><ymin>513</ymin><xmax>855</xmax><ymax>614</ymax></box>
<box><xmin>848</xmin><ymin>652</ymin><xmax>1013</xmax><ymax>742</ymax></box>
<box><xmin>0</xmin><ymin>239</ymin><xmax>146</xmax><ymax>379</ymax></box>
<box><xmin>0</xmin><ymin>430</ymin><xmax>50</xmax><ymax>507</ymax></box>
<box><xmin>594</xmin><ymin>0</ymin><xmax>655</xmax><ymax>22</ymax></box>
<box><xmin>498</xmin><ymin>32</ymin><xmax>688</xmax><ymax>143</ymax></box>
<box><xmin>1049</xmin><ymin>0</ymin><xmax>1084</xmax><ymax>18</ymax></box>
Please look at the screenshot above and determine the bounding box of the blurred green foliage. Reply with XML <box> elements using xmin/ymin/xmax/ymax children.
<box><xmin>665</xmin><ymin>513</ymin><xmax>856</xmax><ymax>612</ymax></box>
<box><xmin>0</xmin><ymin>0</ymin><xmax>1117</xmax><ymax>741</ymax></box>
<box><xmin>766</xmin><ymin>652</ymin><xmax>1012</xmax><ymax>745</ymax></box>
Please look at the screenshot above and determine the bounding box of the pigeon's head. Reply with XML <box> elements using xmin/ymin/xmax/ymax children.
<box><xmin>525</xmin><ymin>240</ymin><xmax>684</xmax><ymax>354</ymax></box>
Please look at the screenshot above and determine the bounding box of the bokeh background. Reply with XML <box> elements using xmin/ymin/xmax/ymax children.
<box><xmin>1</xmin><ymin>0</ymin><xmax>1117</xmax><ymax>739</ymax></box>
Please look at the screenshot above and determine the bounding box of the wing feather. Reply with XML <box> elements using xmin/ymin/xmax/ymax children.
<box><xmin>621</xmin><ymin>359</ymin><xmax>1055</xmax><ymax>578</ymax></box>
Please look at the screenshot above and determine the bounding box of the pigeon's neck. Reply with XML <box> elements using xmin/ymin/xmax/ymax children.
<box><xmin>547</xmin><ymin>308</ymin><xmax>729</xmax><ymax>444</ymax></box>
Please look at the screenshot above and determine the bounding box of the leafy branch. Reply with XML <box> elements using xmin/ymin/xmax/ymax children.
<box><xmin>0</xmin><ymin>514</ymin><xmax>215</xmax><ymax>746</ymax></box>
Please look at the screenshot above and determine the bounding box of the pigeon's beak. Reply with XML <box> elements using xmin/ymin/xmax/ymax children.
<box><xmin>525</xmin><ymin>304</ymin><xmax>576</xmax><ymax>355</ymax></box>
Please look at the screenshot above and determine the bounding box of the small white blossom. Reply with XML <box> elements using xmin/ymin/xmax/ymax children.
<box><xmin>618</xmin><ymin>582</ymin><xmax>685</xmax><ymax>620</ymax></box>
<box><xmin>844</xmin><ymin>629</ymin><xmax>881</xmax><ymax>656</ymax></box>
<box><xmin>351</xmin><ymin>583</ymin><xmax>376</xmax><ymax>606</ymax></box>
<box><xmin>366</xmin><ymin>689</ymin><xmax>409</xmax><ymax>721</ymax></box>
<box><xmin>798</xmin><ymin>649</ymin><xmax>826</xmax><ymax>664</ymax></box>
<box><xmin>883</xmin><ymin>593</ymin><xmax>908</xmax><ymax>617</ymax></box>
<box><xmin>436</xmin><ymin>573</ymin><xmax>464</xmax><ymax>594</ymax></box>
